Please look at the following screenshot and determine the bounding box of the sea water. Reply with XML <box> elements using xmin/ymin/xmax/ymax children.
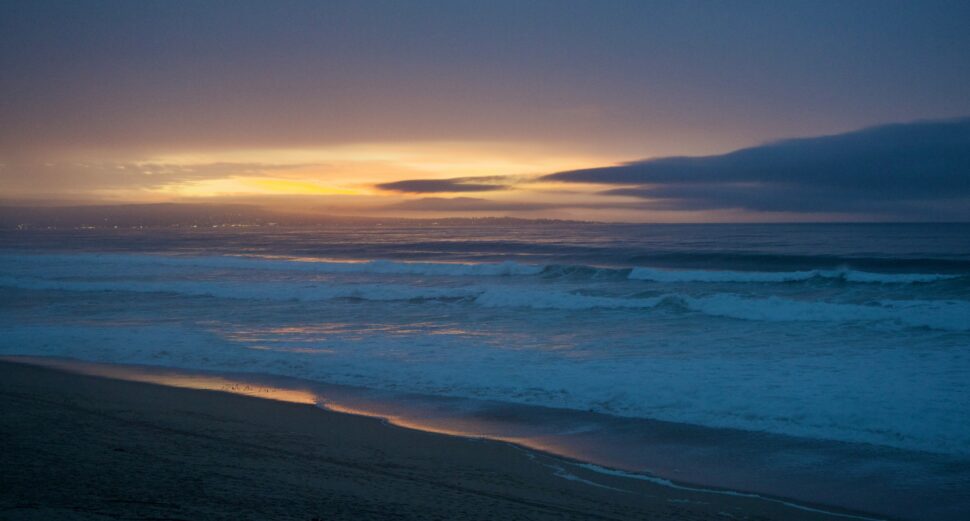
<box><xmin>1</xmin><ymin>222</ymin><xmax>969</xmax><ymax>518</ymax></box>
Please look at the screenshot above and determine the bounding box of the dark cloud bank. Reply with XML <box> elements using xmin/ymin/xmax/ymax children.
<box><xmin>544</xmin><ymin>118</ymin><xmax>970</xmax><ymax>219</ymax></box>
<box><xmin>376</xmin><ymin>177</ymin><xmax>509</xmax><ymax>194</ymax></box>
<box><xmin>384</xmin><ymin>197</ymin><xmax>548</xmax><ymax>212</ymax></box>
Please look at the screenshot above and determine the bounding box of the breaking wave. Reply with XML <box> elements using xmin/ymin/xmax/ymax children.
<box><xmin>3</xmin><ymin>273</ymin><xmax>967</xmax><ymax>332</ymax></box>
<box><xmin>1</xmin><ymin>252</ymin><xmax>962</xmax><ymax>286</ymax></box>
<box><xmin>627</xmin><ymin>266</ymin><xmax>959</xmax><ymax>284</ymax></box>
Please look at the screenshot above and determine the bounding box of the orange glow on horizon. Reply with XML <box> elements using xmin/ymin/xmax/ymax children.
<box><xmin>158</xmin><ymin>177</ymin><xmax>368</xmax><ymax>197</ymax></box>
<box><xmin>139</xmin><ymin>142</ymin><xmax>612</xmax><ymax>198</ymax></box>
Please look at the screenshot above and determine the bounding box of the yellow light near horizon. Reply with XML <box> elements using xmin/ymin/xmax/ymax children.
<box><xmin>247</xmin><ymin>178</ymin><xmax>364</xmax><ymax>195</ymax></box>
<box><xmin>146</xmin><ymin>142</ymin><xmax>610</xmax><ymax>183</ymax></box>
<box><xmin>158</xmin><ymin>177</ymin><xmax>366</xmax><ymax>197</ymax></box>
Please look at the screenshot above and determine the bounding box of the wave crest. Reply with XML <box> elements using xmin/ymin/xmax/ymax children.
<box><xmin>628</xmin><ymin>266</ymin><xmax>959</xmax><ymax>284</ymax></box>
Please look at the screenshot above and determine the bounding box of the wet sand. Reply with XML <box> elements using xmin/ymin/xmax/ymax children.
<box><xmin>0</xmin><ymin>360</ymin><xmax>861</xmax><ymax>520</ymax></box>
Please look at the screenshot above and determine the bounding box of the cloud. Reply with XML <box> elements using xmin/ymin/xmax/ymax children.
<box><xmin>543</xmin><ymin>118</ymin><xmax>970</xmax><ymax>219</ymax></box>
<box><xmin>383</xmin><ymin>197</ymin><xmax>550</xmax><ymax>212</ymax></box>
<box><xmin>381</xmin><ymin>196</ymin><xmax>653</xmax><ymax>214</ymax></box>
<box><xmin>375</xmin><ymin>176</ymin><xmax>510</xmax><ymax>193</ymax></box>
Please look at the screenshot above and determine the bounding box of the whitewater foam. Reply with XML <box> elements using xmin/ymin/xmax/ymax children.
<box><xmin>571</xmin><ymin>463</ymin><xmax>886</xmax><ymax>521</ymax></box>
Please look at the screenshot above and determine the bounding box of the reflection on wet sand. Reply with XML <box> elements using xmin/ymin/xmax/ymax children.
<box><xmin>5</xmin><ymin>356</ymin><xmax>318</xmax><ymax>405</ymax></box>
<box><xmin>7</xmin><ymin>355</ymin><xmax>581</xmax><ymax>469</ymax></box>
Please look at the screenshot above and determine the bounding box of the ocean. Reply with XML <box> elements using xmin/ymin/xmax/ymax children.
<box><xmin>2</xmin><ymin>222</ymin><xmax>969</xmax><ymax>519</ymax></box>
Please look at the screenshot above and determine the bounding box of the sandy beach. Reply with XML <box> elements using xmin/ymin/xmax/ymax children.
<box><xmin>0</xmin><ymin>360</ymin><xmax>860</xmax><ymax>521</ymax></box>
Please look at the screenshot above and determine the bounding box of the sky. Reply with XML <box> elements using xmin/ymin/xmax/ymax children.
<box><xmin>1</xmin><ymin>0</ymin><xmax>969</xmax><ymax>222</ymax></box>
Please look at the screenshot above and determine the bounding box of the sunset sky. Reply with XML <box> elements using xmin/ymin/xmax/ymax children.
<box><xmin>2</xmin><ymin>0</ymin><xmax>969</xmax><ymax>221</ymax></box>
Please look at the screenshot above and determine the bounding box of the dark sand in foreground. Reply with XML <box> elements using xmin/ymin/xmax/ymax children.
<box><xmin>0</xmin><ymin>361</ymin><xmax>857</xmax><ymax>520</ymax></box>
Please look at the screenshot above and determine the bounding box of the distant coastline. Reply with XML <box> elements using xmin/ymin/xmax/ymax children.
<box><xmin>3</xmin><ymin>202</ymin><xmax>970</xmax><ymax>230</ymax></box>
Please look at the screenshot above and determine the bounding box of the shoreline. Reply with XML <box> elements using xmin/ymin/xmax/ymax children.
<box><xmin>0</xmin><ymin>357</ymin><xmax>895</xmax><ymax>521</ymax></box>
